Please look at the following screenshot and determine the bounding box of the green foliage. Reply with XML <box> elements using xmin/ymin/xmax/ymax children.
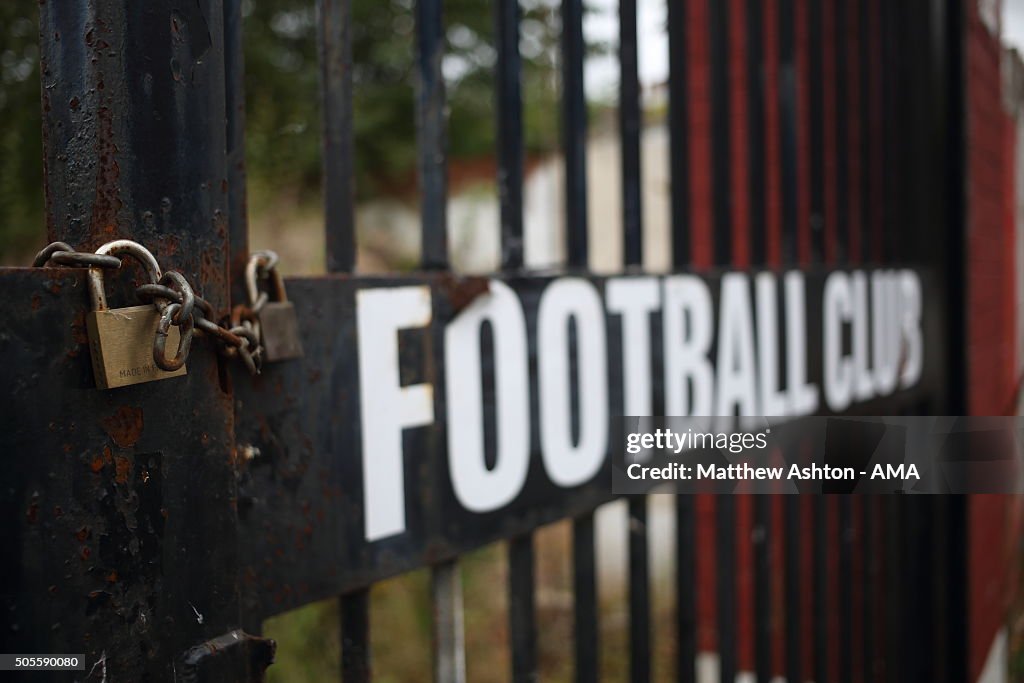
<box><xmin>0</xmin><ymin>3</ymin><xmax>44</xmax><ymax>255</ymax></box>
<box><xmin>243</xmin><ymin>0</ymin><xmax>565</xmax><ymax>200</ymax></box>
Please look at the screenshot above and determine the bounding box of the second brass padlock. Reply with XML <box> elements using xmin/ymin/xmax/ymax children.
<box><xmin>86</xmin><ymin>240</ymin><xmax>187</xmax><ymax>389</ymax></box>
<box><xmin>247</xmin><ymin>252</ymin><xmax>303</xmax><ymax>362</ymax></box>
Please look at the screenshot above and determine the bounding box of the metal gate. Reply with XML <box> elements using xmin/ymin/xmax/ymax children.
<box><xmin>1</xmin><ymin>0</ymin><xmax>969</xmax><ymax>681</ymax></box>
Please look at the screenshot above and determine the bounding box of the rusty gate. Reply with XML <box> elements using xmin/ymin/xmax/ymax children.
<box><xmin>1</xmin><ymin>0</ymin><xmax>970</xmax><ymax>682</ymax></box>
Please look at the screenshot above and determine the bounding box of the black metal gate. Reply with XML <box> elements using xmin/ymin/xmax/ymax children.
<box><xmin>1</xmin><ymin>0</ymin><xmax>969</xmax><ymax>681</ymax></box>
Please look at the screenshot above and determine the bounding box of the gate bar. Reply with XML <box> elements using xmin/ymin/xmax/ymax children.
<box><xmin>561</xmin><ymin>0</ymin><xmax>598</xmax><ymax>677</ymax></box>
<box><xmin>778</xmin><ymin>0</ymin><xmax>799</xmax><ymax>264</ymax></box>
<box><xmin>753</xmin><ymin>495</ymin><xmax>772</xmax><ymax>683</ymax></box>
<box><xmin>745</xmin><ymin>4</ymin><xmax>772</xmax><ymax>678</ymax></box>
<box><xmin>839</xmin><ymin>496</ymin><xmax>854</xmax><ymax>683</ymax></box>
<box><xmin>341</xmin><ymin>589</ymin><xmax>372</xmax><ymax>682</ymax></box>
<box><xmin>225</xmin><ymin>0</ymin><xmax>251</xmax><ymax>303</ymax></box>
<box><xmin>813</xmin><ymin>498</ymin><xmax>828</xmax><ymax>683</ymax></box>
<box><xmin>620</xmin><ymin>0</ymin><xmax>643</xmax><ymax>268</ymax></box>
<box><xmin>35</xmin><ymin>1</ymin><xmax>242</xmax><ymax>678</ymax></box>
<box><xmin>808</xmin><ymin>0</ymin><xmax>825</xmax><ymax>264</ymax></box>
<box><xmin>497</xmin><ymin>0</ymin><xmax>525</xmax><ymax>272</ymax></box>
<box><xmin>416</xmin><ymin>0</ymin><xmax>448</xmax><ymax>269</ymax></box>
<box><xmin>746</xmin><ymin>0</ymin><xmax>767</xmax><ymax>266</ymax></box>
<box><xmin>668</xmin><ymin>2</ymin><xmax>696</xmax><ymax>678</ymax></box>
<box><xmin>573</xmin><ymin>515</ymin><xmax>599</xmax><ymax>683</ymax></box>
<box><xmin>784</xmin><ymin>498</ymin><xmax>802</xmax><ymax>683</ymax></box>
<box><xmin>709</xmin><ymin>0</ymin><xmax>732</xmax><ymax>266</ymax></box>
<box><xmin>620</xmin><ymin>0</ymin><xmax>651</xmax><ymax>679</ymax></box>
<box><xmin>509</xmin><ymin>534</ymin><xmax>538</xmax><ymax>683</ymax></box>
<box><xmin>716</xmin><ymin>497</ymin><xmax>737</xmax><ymax>683</ymax></box>
<box><xmin>496</xmin><ymin>0</ymin><xmax>537</xmax><ymax>679</ymax></box>
<box><xmin>320</xmin><ymin>0</ymin><xmax>357</xmax><ymax>273</ymax></box>
<box><xmin>667</xmin><ymin>0</ymin><xmax>691</xmax><ymax>267</ymax></box>
<box><xmin>562</xmin><ymin>0</ymin><xmax>588</xmax><ymax>268</ymax></box>
<box><xmin>317</xmin><ymin>1</ymin><xmax>372</xmax><ymax>678</ymax></box>
<box><xmin>835</xmin><ymin>0</ymin><xmax>850</xmax><ymax>263</ymax></box>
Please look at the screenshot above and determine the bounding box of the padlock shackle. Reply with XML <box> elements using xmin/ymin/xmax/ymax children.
<box><xmin>88</xmin><ymin>240</ymin><xmax>163</xmax><ymax>311</ymax></box>
<box><xmin>245</xmin><ymin>250</ymin><xmax>288</xmax><ymax>309</ymax></box>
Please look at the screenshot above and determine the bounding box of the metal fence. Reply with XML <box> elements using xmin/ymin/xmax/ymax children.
<box><xmin>1</xmin><ymin>0</ymin><xmax>969</xmax><ymax>681</ymax></box>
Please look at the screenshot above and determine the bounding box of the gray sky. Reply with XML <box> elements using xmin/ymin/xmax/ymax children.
<box><xmin>1007</xmin><ymin>0</ymin><xmax>1024</xmax><ymax>52</ymax></box>
<box><xmin>583</xmin><ymin>0</ymin><xmax>1024</xmax><ymax>101</ymax></box>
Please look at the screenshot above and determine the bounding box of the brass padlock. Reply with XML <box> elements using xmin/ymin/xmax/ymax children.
<box><xmin>86</xmin><ymin>240</ymin><xmax>187</xmax><ymax>389</ymax></box>
<box><xmin>246</xmin><ymin>252</ymin><xmax>303</xmax><ymax>362</ymax></box>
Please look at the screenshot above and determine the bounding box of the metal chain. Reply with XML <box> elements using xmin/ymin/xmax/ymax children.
<box><xmin>32</xmin><ymin>241</ymin><xmax>264</xmax><ymax>375</ymax></box>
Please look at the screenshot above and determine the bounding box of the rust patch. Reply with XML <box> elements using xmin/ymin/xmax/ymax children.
<box><xmin>90</xmin><ymin>105</ymin><xmax>122</xmax><ymax>236</ymax></box>
<box><xmin>89</xmin><ymin>445</ymin><xmax>114</xmax><ymax>474</ymax></box>
<box><xmin>113</xmin><ymin>455</ymin><xmax>131</xmax><ymax>485</ymax></box>
<box><xmin>438</xmin><ymin>274</ymin><xmax>490</xmax><ymax>316</ymax></box>
<box><xmin>101</xmin><ymin>406</ymin><xmax>144</xmax><ymax>447</ymax></box>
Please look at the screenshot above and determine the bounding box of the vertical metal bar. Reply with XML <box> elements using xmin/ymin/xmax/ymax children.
<box><xmin>416</xmin><ymin>0</ymin><xmax>448</xmax><ymax>269</ymax></box>
<box><xmin>753</xmin><ymin>494</ymin><xmax>771</xmax><ymax>683</ymax></box>
<box><xmin>562</xmin><ymin>0</ymin><xmax>588</xmax><ymax>268</ymax></box>
<box><xmin>813</xmin><ymin>500</ymin><xmax>828</xmax><ymax>683</ymax></box>
<box><xmin>667</xmin><ymin>0</ymin><xmax>690</xmax><ymax>268</ymax></box>
<box><xmin>433</xmin><ymin>560</ymin><xmax>467</xmax><ymax>683</ymax></box>
<box><xmin>668</xmin><ymin>2</ymin><xmax>695</xmax><ymax>677</ymax></box>
<box><xmin>834</xmin><ymin>0</ymin><xmax>849</xmax><ymax>263</ymax></box>
<box><xmin>945</xmin><ymin>496</ymin><xmax>969</xmax><ymax>683</ymax></box>
<box><xmin>867</xmin><ymin>0</ymin><xmax>884</xmax><ymax>263</ymax></box>
<box><xmin>497</xmin><ymin>4</ymin><xmax>534</xmax><ymax>679</ymax></box>
<box><xmin>808</xmin><ymin>0</ymin><xmax>825</xmax><ymax>263</ymax></box>
<box><xmin>746</xmin><ymin>0</ymin><xmax>767</xmax><ymax>266</ymax></box>
<box><xmin>563</xmin><ymin>0</ymin><xmax>595</xmax><ymax>672</ymax></box>
<box><xmin>900</xmin><ymin>498</ymin><xmax>932</xmax><ymax>683</ymax></box>
<box><xmin>677</xmin><ymin>497</ymin><xmax>697</xmax><ymax>683</ymax></box>
<box><xmin>323</xmin><ymin>2</ymin><xmax>368</xmax><ymax>675</ymax></box>
<box><xmin>224</xmin><ymin>0</ymin><xmax>250</xmax><ymax>303</ymax></box>
<box><xmin>746</xmin><ymin>4</ymin><xmax>770</xmax><ymax>677</ymax></box>
<box><xmin>341</xmin><ymin>589</ymin><xmax>372</xmax><ymax>683</ymax></box>
<box><xmin>36</xmin><ymin>2</ymin><xmax>243</xmax><ymax>678</ymax></box>
<box><xmin>883</xmin><ymin>497</ymin><xmax>901</xmax><ymax>683</ymax></box>
<box><xmin>859</xmin><ymin>0</ymin><xmax>873</xmax><ymax>264</ymax></box>
<box><xmin>321</xmin><ymin>13</ymin><xmax>364</xmax><ymax>683</ymax></box>
<box><xmin>839</xmin><ymin>496</ymin><xmax>853</xmax><ymax>683</ymax></box>
<box><xmin>628</xmin><ymin>497</ymin><xmax>651</xmax><ymax>682</ymax></box>
<box><xmin>940</xmin><ymin>0</ymin><xmax>968</xmax><ymax>674</ymax></box>
<box><xmin>784</xmin><ymin>497</ymin><xmax>802</xmax><ymax>683</ymax></box>
<box><xmin>509</xmin><ymin>535</ymin><xmax>538</xmax><ymax>683</ymax></box>
<box><xmin>778</xmin><ymin>0</ymin><xmax>799</xmax><ymax>265</ymax></box>
<box><xmin>620</xmin><ymin>0</ymin><xmax>648</xmax><ymax>670</ymax></box>
<box><xmin>863</xmin><ymin>497</ymin><xmax>876</xmax><ymax>682</ymax></box>
<box><xmin>709</xmin><ymin>0</ymin><xmax>732</xmax><ymax>266</ymax></box>
<box><xmin>717</xmin><ymin>497</ymin><xmax>736</xmax><ymax>683</ymax></box>
<box><xmin>620</xmin><ymin>0</ymin><xmax>643</xmax><ymax>267</ymax></box>
<box><xmin>319</xmin><ymin>0</ymin><xmax>357</xmax><ymax>273</ymax></box>
<box><xmin>931</xmin><ymin>496</ymin><xmax>949</xmax><ymax>683</ymax></box>
<box><xmin>574</xmin><ymin>515</ymin><xmax>599</xmax><ymax>683</ymax></box>
<box><xmin>496</xmin><ymin>0</ymin><xmax>525</xmax><ymax>271</ymax></box>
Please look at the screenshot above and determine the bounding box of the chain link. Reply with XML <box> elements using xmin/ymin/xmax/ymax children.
<box><xmin>32</xmin><ymin>241</ymin><xmax>265</xmax><ymax>375</ymax></box>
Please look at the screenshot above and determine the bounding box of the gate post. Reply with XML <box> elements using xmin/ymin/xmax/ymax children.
<box><xmin>0</xmin><ymin>2</ymin><xmax>262</xmax><ymax>680</ymax></box>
